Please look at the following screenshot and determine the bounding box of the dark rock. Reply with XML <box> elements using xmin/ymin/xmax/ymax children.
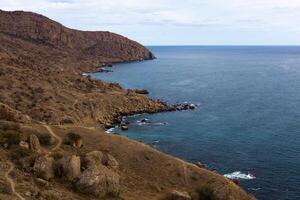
<box><xmin>140</xmin><ymin>118</ymin><xmax>149</xmax><ymax>123</ymax></box>
<box><xmin>121</xmin><ymin>125</ymin><xmax>128</xmax><ymax>131</ymax></box>
<box><xmin>134</xmin><ymin>89</ymin><xmax>149</xmax><ymax>95</ymax></box>
<box><xmin>173</xmin><ymin>103</ymin><xmax>196</xmax><ymax>111</ymax></box>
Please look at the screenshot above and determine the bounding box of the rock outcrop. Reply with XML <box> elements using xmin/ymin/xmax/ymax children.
<box><xmin>0</xmin><ymin>10</ymin><xmax>154</xmax><ymax>63</ymax></box>
<box><xmin>28</xmin><ymin>134</ymin><xmax>41</xmax><ymax>153</ymax></box>
<box><xmin>102</xmin><ymin>154</ymin><xmax>119</xmax><ymax>169</ymax></box>
<box><xmin>56</xmin><ymin>155</ymin><xmax>81</xmax><ymax>181</ymax></box>
<box><xmin>83</xmin><ymin>151</ymin><xmax>104</xmax><ymax>168</ymax></box>
<box><xmin>33</xmin><ymin>156</ymin><xmax>55</xmax><ymax>181</ymax></box>
<box><xmin>76</xmin><ymin>165</ymin><xmax>120</xmax><ymax>198</ymax></box>
<box><xmin>83</xmin><ymin>151</ymin><xmax>119</xmax><ymax>170</ymax></box>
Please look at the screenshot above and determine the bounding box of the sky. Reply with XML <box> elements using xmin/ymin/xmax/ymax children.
<box><xmin>1</xmin><ymin>0</ymin><xmax>300</xmax><ymax>45</ymax></box>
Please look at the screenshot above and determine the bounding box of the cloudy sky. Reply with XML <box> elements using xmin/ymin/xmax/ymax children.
<box><xmin>1</xmin><ymin>0</ymin><xmax>300</xmax><ymax>45</ymax></box>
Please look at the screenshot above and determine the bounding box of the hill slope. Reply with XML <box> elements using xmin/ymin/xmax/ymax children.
<box><xmin>0</xmin><ymin>10</ymin><xmax>163</xmax><ymax>126</ymax></box>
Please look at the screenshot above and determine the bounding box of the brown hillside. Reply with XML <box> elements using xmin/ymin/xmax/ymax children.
<box><xmin>0</xmin><ymin>10</ymin><xmax>162</xmax><ymax>126</ymax></box>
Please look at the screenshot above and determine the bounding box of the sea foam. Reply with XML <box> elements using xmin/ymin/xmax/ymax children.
<box><xmin>224</xmin><ymin>171</ymin><xmax>256</xmax><ymax>180</ymax></box>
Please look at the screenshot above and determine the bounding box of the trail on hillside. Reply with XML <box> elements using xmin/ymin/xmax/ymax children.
<box><xmin>5</xmin><ymin>162</ymin><xmax>25</xmax><ymax>200</ymax></box>
<box><xmin>43</xmin><ymin>125</ymin><xmax>62</xmax><ymax>152</ymax></box>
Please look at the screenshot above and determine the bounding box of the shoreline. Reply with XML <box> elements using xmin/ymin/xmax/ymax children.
<box><xmin>89</xmin><ymin>60</ymin><xmax>197</xmax><ymax>131</ymax></box>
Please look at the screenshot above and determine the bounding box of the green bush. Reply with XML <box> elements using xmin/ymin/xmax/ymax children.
<box><xmin>197</xmin><ymin>184</ymin><xmax>217</xmax><ymax>200</ymax></box>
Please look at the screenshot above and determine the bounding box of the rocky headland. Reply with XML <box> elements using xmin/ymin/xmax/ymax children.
<box><xmin>0</xmin><ymin>10</ymin><xmax>255</xmax><ymax>200</ymax></box>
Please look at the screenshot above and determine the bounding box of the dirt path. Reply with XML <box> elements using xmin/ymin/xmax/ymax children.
<box><xmin>43</xmin><ymin>125</ymin><xmax>62</xmax><ymax>152</ymax></box>
<box><xmin>183</xmin><ymin>164</ymin><xmax>188</xmax><ymax>185</ymax></box>
<box><xmin>5</xmin><ymin>162</ymin><xmax>25</xmax><ymax>200</ymax></box>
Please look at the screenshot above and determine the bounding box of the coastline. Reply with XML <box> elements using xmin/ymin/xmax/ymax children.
<box><xmin>0</xmin><ymin>10</ymin><xmax>256</xmax><ymax>200</ymax></box>
<box><xmin>89</xmin><ymin>64</ymin><xmax>197</xmax><ymax>131</ymax></box>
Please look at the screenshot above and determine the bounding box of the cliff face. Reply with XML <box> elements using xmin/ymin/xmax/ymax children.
<box><xmin>0</xmin><ymin>10</ymin><xmax>161</xmax><ymax>125</ymax></box>
<box><xmin>0</xmin><ymin>10</ymin><xmax>154</xmax><ymax>63</ymax></box>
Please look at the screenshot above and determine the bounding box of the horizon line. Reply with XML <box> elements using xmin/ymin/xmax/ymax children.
<box><xmin>145</xmin><ymin>44</ymin><xmax>300</xmax><ymax>47</ymax></box>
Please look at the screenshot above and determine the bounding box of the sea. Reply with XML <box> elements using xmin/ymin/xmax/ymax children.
<box><xmin>91</xmin><ymin>46</ymin><xmax>300</xmax><ymax>200</ymax></box>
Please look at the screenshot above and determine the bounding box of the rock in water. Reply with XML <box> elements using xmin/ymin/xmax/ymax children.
<box><xmin>76</xmin><ymin>165</ymin><xmax>120</xmax><ymax>198</ymax></box>
<box><xmin>134</xmin><ymin>89</ymin><xmax>149</xmax><ymax>95</ymax></box>
<box><xmin>121</xmin><ymin>125</ymin><xmax>128</xmax><ymax>131</ymax></box>
<box><xmin>33</xmin><ymin>156</ymin><xmax>55</xmax><ymax>181</ymax></box>
<box><xmin>56</xmin><ymin>155</ymin><xmax>81</xmax><ymax>181</ymax></box>
<box><xmin>170</xmin><ymin>190</ymin><xmax>191</xmax><ymax>200</ymax></box>
<box><xmin>29</xmin><ymin>134</ymin><xmax>41</xmax><ymax>153</ymax></box>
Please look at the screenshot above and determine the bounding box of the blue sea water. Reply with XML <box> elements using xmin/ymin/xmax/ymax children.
<box><xmin>92</xmin><ymin>46</ymin><xmax>300</xmax><ymax>200</ymax></box>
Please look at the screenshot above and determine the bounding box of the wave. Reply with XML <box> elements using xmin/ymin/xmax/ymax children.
<box><xmin>224</xmin><ymin>171</ymin><xmax>256</xmax><ymax>180</ymax></box>
<box><xmin>105</xmin><ymin>128</ymin><xmax>115</xmax><ymax>133</ymax></box>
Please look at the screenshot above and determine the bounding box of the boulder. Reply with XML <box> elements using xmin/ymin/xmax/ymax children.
<box><xmin>121</xmin><ymin>125</ymin><xmax>128</xmax><ymax>131</ymax></box>
<box><xmin>83</xmin><ymin>151</ymin><xmax>104</xmax><ymax>168</ymax></box>
<box><xmin>33</xmin><ymin>156</ymin><xmax>55</xmax><ymax>181</ymax></box>
<box><xmin>102</xmin><ymin>154</ymin><xmax>119</xmax><ymax>169</ymax></box>
<box><xmin>134</xmin><ymin>89</ymin><xmax>149</xmax><ymax>95</ymax></box>
<box><xmin>195</xmin><ymin>161</ymin><xmax>204</xmax><ymax>168</ymax></box>
<box><xmin>28</xmin><ymin>134</ymin><xmax>41</xmax><ymax>153</ymax></box>
<box><xmin>56</xmin><ymin>155</ymin><xmax>81</xmax><ymax>181</ymax></box>
<box><xmin>170</xmin><ymin>190</ymin><xmax>191</xmax><ymax>200</ymax></box>
<box><xmin>35</xmin><ymin>178</ymin><xmax>49</xmax><ymax>187</ymax></box>
<box><xmin>76</xmin><ymin>165</ymin><xmax>120</xmax><ymax>198</ymax></box>
<box><xmin>83</xmin><ymin>151</ymin><xmax>119</xmax><ymax>170</ymax></box>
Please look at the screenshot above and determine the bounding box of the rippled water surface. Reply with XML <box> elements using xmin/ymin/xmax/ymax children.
<box><xmin>92</xmin><ymin>46</ymin><xmax>300</xmax><ymax>200</ymax></box>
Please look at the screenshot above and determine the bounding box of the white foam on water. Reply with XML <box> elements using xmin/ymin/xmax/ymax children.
<box><xmin>153</xmin><ymin>122</ymin><xmax>168</xmax><ymax>126</ymax></box>
<box><xmin>105</xmin><ymin>128</ymin><xmax>115</xmax><ymax>133</ymax></box>
<box><xmin>224</xmin><ymin>171</ymin><xmax>256</xmax><ymax>180</ymax></box>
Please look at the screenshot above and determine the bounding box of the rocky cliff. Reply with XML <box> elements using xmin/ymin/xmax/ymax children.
<box><xmin>0</xmin><ymin>10</ymin><xmax>163</xmax><ymax>126</ymax></box>
<box><xmin>0</xmin><ymin>10</ymin><xmax>154</xmax><ymax>63</ymax></box>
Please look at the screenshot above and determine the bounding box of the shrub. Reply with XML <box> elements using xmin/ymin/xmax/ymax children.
<box><xmin>197</xmin><ymin>184</ymin><xmax>217</xmax><ymax>200</ymax></box>
<box><xmin>61</xmin><ymin>119</ymin><xmax>74</xmax><ymax>124</ymax></box>
<box><xmin>38</xmin><ymin>133</ymin><xmax>52</xmax><ymax>146</ymax></box>
<box><xmin>0</xmin><ymin>130</ymin><xmax>21</xmax><ymax>146</ymax></box>
<box><xmin>0</xmin><ymin>122</ymin><xmax>20</xmax><ymax>131</ymax></box>
<box><xmin>66</xmin><ymin>132</ymin><xmax>81</xmax><ymax>142</ymax></box>
<box><xmin>10</xmin><ymin>146</ymin><xmax>32</xmax><ymax>160</ymax></box>
<box><xmin>51</xmin><ymin>152</ymin><xmax>64</xmax><ymax>161</ymax></box>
